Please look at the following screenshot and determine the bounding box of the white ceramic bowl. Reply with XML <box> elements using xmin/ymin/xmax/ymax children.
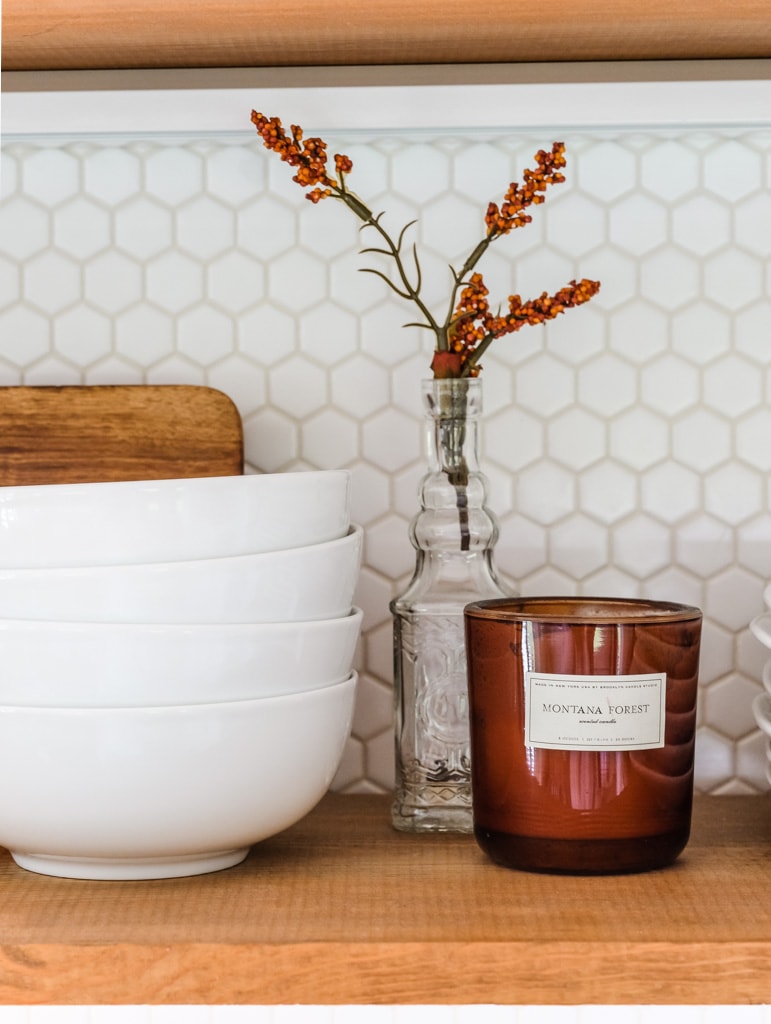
<box><xmin>753</xmin><ymin>691</ymin><xmax>771</xmax><ymax>738</ymax></box>
<box><xmin>0</xmin><ymin>607</ymin><xmax>362</xmax><ymax>707</ymax></box>
<box><xmin>762</xmin><ymin>658</ymin><xmax>771</xmax><ymax>696</ymax></box>
<box><xmin>0</xmin><ymin>524</ymin><xmax>362</xmax><ymax>624</ymax></box>
<box><xmin>751</xmin><ymin>611</ymin><xmax>771</xmax><ymax>650</ymax></box>
<box><xmin>0</xmin><ymin>673</ymin><xmax>357</xmax><ymax>879</ymax></box>
<box><xmin>0</xmin><ymin>470</ymin><xmax>351</xmax><ymax>569</ymax></box>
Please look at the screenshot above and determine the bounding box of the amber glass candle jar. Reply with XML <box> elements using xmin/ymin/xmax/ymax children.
<box><xmin>464</xmin><ymin>597</ymin><xmax>702</xmax><ymax>874</ymax></box>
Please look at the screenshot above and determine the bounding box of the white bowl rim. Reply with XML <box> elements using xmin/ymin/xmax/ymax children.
<box><xmin>0</xmin><ymin>671</ymin><xmax>358</xmax><ymax>715</ymax></box>
<box><xmin>0</xmin><ymin>522</ymin><xmax>363</xmax><ymax>579</ymax></box>
<box><xmin>752</xmin><ymin>691</ymin><xmax>771</xmax><ymax>738</ymax></box>
<box><xmin>0</xmin><ymin>467</ymin><xmax>351</xmax><ymax>497</ymax></box>
<box><xmin>0</xmin><ymin>606</ymin><xmax>363</xmax><ymax>634</ymax></box>
<box><xmin>749</xmin><ymin>611</ymin><xmax>771</xmax><ymax>649</ymax></box>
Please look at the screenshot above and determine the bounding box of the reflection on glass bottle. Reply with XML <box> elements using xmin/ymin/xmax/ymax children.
<box><xmin>391</xmin><ymin>377</ymin><xmax>512</xmax><ymax>833</ymax></box>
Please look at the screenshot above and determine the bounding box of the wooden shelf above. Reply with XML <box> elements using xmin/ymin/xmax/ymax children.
<box><xmin>0</xmin><ymin>792</ymin><xmax>768</xmax><ymax>1005</ymax></box>
<box><xmin>2</xmin><ymin>0</ymin><xmax>770</xmax><ymax>71</ymax></box>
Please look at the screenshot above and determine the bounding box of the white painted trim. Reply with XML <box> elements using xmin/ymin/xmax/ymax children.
<box><xmin>2</xmin><ymin>60</ymin><xmax>771</xmax><ymax>136</ymax></box>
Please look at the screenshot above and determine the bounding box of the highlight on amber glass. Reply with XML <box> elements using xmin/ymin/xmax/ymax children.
<box><xmin>251</xmin><ymin>113</ymin><xmax>600</xmax><ymax>379</ymax></box>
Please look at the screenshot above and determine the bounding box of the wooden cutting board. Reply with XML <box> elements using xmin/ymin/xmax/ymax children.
<box><xmin>0</xmin><ymin>385</ymin><xmax>244</xmax><ymax>485</ymax></box>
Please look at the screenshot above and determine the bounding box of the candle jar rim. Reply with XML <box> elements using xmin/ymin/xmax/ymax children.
<box><xmin>464</xmin><ymin>595</ymin><xmax>702</xmax><ymax>625</ymax></box>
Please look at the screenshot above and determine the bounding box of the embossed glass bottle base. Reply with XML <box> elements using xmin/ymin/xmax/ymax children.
<box><xmin>392</xmin><ymin>610</ymin><xmax>474</xmax><ymax>833</ymax></box>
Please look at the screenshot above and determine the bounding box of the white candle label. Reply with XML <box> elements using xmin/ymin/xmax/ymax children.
<box><xmin>524</xmin><ymin>672</ymin><xmax>667</xmax><ymax>750</ymax></box>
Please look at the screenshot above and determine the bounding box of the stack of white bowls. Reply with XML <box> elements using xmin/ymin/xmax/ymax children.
<box><xmin>749</xmin><ymin>602</ymin><xmax>771</xmax><ymax>786</ymax></box>
<box><xmin>0</xmin><ymin>470</ymin><xmax>362</xmax><ymax>880</ymax></box>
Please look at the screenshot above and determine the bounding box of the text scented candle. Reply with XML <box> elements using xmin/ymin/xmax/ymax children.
<box><xmin>464</xmin><ymin>597</ymin><xmax>702</xmax><ymax>874</ymax></box>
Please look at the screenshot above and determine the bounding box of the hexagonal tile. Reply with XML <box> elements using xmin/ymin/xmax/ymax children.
<box><xmin>693</xmin><ymin>727</ymin><xmax>735</xmax><ymax>791</ymax></box>
<box><xmin>359</xmin><ymin>301</ymin><xmax>423</xmax><ymax>368</ymax></box>
<box><xmin>608</xmin><ymin>301</ymin><xmax>668</xmax><ymax>364</ymax></box>
<box><xmin>0</xmin><ymin>197</ymin><xmax>50</xmax><ymax>260</ymax></box>
<box><xmin>114</xmin><ymin>304</ymin><xmax>174</xmax><ymax>366</ymax></box>
<box><xmin>298</xmin><ymin>301</ymin><xmax>359</xmax><ymax>366</ymax></box>
<box><xmin>735</xmin><ymin>193</ymin><xmax>771</xmax><ymax>257</ymax></box>
<box><xmin>22</xmin><ymin>148</ymin><xmax>79</xmax><ymax>206</ymax></box>
<box><xmin>53</xmin><ymin>304</ymin><xmax>111</xmax><ymax>366</ymax></box>
<box><xmin>703</xmin><ymin>139</ymin><xmax>763</xmax><ymax>201</ymax></box>
<box><xmin>361</xmin><ymin>408</ymin><xmax>420</xmax><ymax>472</ymax></box>
<box><xmin>300</xmin><ymin>408</ymin><xmax>358</xmax><ymax>468</ymax></box>
<box><xmin>0</xmin><ymin>256</ymin><xmax>19</xmax><ymax>310</ymax></box>
<box><xmin>736</xmin><ymin>514</ymin><xmax>771</xmax><ymax>580</ymax></box>
<box><xmin>577</xmin><ymin>140</ymin><xmax>637</xmax><ymax>201</ymax></box>
<box><xmin>641</xmin><ymin>460</ymin><xmax>700</xmax><ymax>523</ymax></box>
<box><xmin>515</xmin><ymin>460</ymin><xmax>575</xmax><ymax>526</ymax></box>
<box><xmin>705</xmin><ymin>674</ymin><xmax>761</xmax><ymax>740</ymax></box>
<box><xmin>366</xmin><ymin>515</ymin><xmax>416</xmax><ymax>579</ymax></box>
<box><xmin>736</xmin><ymin>408</ymin><xmax>771</xmax><ymax>471</ymax></box>
<box><xmin>704</xmin><ymin>248</ymin><xmax>764</xmax><ymax>311</ymax></box>
<box><xmin>419</xmin><ymin>193</ymin><xmax>482</xmax><ymax>264</ymax></box>
<box><xmin>640</xmin><ymin>353</ymin><xmax>699</xmax><ymax>416</ymax></box>
<box><xmin>269</xmin><ymin>355</ymin><xmax>328</xmax><ymax>418</ymax></box>
<box><xmin>176</xmin><ymin>305</ymin><xmax>234</xmax><ymax>365</ymax></box>
<box><xmin>207</xmin><ymin>355</ymin><xmax>266</xmax><ymax>417</ymax></box>
<box><xmin>672</xmin><ymin>409</ymin><xmax>731</xmax><ymax>472</ymax></box>
<box><xmin>83</xmin><ymin>251</ymin><xmax>142</xmax><ymax>314</ymax></box>
<box><xmin>577</xmin><ymin>459</ymin><xmax>637</xmax><ymax>525</ymax></box>
<box><xmin>349</xmin><ymin>463</ymin><xmax>391</xmax><ymax>527</ymax></box>
<box><xmin>268</xmin><ymin>249</ymin><xmax>328</xmax><ymax>313</ymax></box>
<box><xmin>704</xmin><ymin>567</ymin><xmax>765</xmax><ymax>631</ymax></box>
<box><xmin>609</xmin><ymin>408</ymin><xmax>669</xmax><ymax>471</ymax></box>
<box><xmin>145</xmin><ymin>251</ymin><xmax>204</xmax><ymax>314</ymax></box>
<box><xmin>698</xmin><ymin>620</ymin><xmax>735</xmax><ymax>686</ymax></box>
<box><xmin>548</xmin><ymin>513</ymin><xmax>608</xmax><ymax>579</ymax></box>
<box><xmin>675</xmin><ymin>514</ymin><xmax>734</xmax><ymax>577</ymax></box>
<box><xmin>238</xmin><ymin>304</ymin><xmax>296</xmax><ymax>365</ymax></box>
<box><xmin>577</xmin><ymin>354</ymin><xmax>636</xmax><ymax>417</ymax></box>
<box><xmin>608</xmin><ymin>195</ymin><xmax>668</xmax><ymax>256</ymax></box>
<box><xmin>704</xmin><ymin>463</ymin><xmax>764</xmax><ymax>525</ymax></box>
<box><xmin>515</xmin><ymin>353</ymin><xmax>574</xmax><ymax>416</ymax></box>
<box><xmin>23</xmin><ymin>251</ymin><xmax>80</xmax><ymax>314</ymax></box>
<box><xmin>53</xmin><ymin>198</ymin><xmax>110</xmax><ymax>260</ymax></box>
<box><xmin>547</xmin><ymin>408</ymin><xmax>606</xmax><ymax>471</ymax></box>
<box><xmin>671</xmin><ymin>302</ymin><xmax>732</xmax><ymax>364</ymax></box>
<box><xmin>114</xmin><ymin>197</ymin><xmax>173</xmax><ymax>260</ymax></box>
<box><xmin>144</xmin><ymin>147</ymin><xmax>203</xmax><ymax>205</ymax></box>
<box><xmin>546</xmin><ymin>193</ymin><xmax>606</xmax><ymax>256</ymax></box>
<box><xmin>640</xmin><ymin>141</ymin><xmax>699</xmax><ymax>201</ymax></box>
<box><xmin>83</xmin><ymin>148</ymin><xmax>142</xmax><ymax>205</ymax></box>
<box><xmin>735</xmin><ymin>729</ymin><xmax>770</xmax><ymax>792</ymax></box>
<box><xmin>612</xmin><ymin>514</ymin><xmax>670</xmax><ymax>577</ymax></box>
<box><xmin>242</xmin><ymin>407</ymin><xmax>299</xmax><ymax>472</ymax></box>
<box><xmin>0</xmin><ymin>306</ymin><xmax>50</xmax><ymax>365</ymax></box>
<box><xmin>485</xmin><ymin>406</ymin><xmax>543</xmax><ymax>473</ymax></box>
<box><xmin>176</xmin><ymin>196</ymin><xmax>235</xmax><ymax>259</ymax></box>
<box><xmin>0</xmin><ymin>151</ymin><xmax>19</xmax><ymax>200</ymax></box>
<box><xmin>454</xmin><ymin>142</ymin><xmax>515</xmax><ymax>207</ymax></box>
<box><xmin>205</xmin><ymin>144</ymin><xmax>265</xmax><ymax>204</ymax></box>
<box><xmin>641</xmin><ymin>566</ymin><xmax>702</xmax><ymax>609</ymax></box>
<box><xmin>735</xmin><ymin>301</ymin><xmax>771</xmax><ymax>364</ymax></box>
<box><xmin>207</xmin><ymin>251</ymin><xmax>264</xmax><ymax>314</ymax></box>
<box><xmin>391</xmin><ymin>144</ymin><xmax>450</xmax><ymax>203</ymax></box>
<box><xmin>672</xmin><ymin>195</ymin><xmax>731</xmax><ymax>255</ymax></box>
<box><xmin>495</xmin><ymin>512</ymin><xmax>547</xmax><ymax>581</ymax></box>
<box><xmin>330</xmin><ymin>355</ymin><xmax>389</xmax><ymax>418</ymax></box>
<box><xmin>640</xmin><ymin>248</ymin><xmax>700</xmax><ymax>311</ymax></box>
<box><xmin>355</xmin><ymin>565</ymin><xmax>399</xmax><ymax>630</ymax></box>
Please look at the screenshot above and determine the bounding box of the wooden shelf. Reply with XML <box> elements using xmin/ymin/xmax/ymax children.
<box><xmin>0</xmin><ymin>792</ymin><xmax>768</xmax><ymax>1005</ymax></box>
<box><xmin>2</xmin><ymin>0</ymin><xmax>770</xmax><ymax>71</ymax></box>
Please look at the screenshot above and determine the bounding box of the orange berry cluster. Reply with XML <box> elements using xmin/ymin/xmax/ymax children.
<box><xmin>484</xmin><ymin>143</ymin><xmax>567</xmax><ymax>239</ymax></box>
<box><xmin>250</xmin><ymin>111</ymin><xmax>354</xmax><ymax>204</ymax></box>
<box><xmin>448</xmin><ymin>272</ymin><xmax>600</xmax><ymax>375</ymax></box>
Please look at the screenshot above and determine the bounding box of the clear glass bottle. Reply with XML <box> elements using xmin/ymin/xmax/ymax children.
<box><xmin>390</xmin><ymin>377</ymin><xmax>512</xmax><ymax>833</ymax></box>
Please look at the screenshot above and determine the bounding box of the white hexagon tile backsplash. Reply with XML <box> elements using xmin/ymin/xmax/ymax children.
<box><xmin>1</xmin><ymin>126</ymin><xmax>770</xmax><ymax>795</ymax></box>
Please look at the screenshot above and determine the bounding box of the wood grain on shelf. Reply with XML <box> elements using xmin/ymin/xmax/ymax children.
<box><xmin>0</xmin><ymin>385</ymin><xmax>243</xmax><ymax>484</ymax></box>
<box><xmin>0</xmin><ymin>793</ymin><xmax>768</xmax><ymax>1004</ymax></box>
<box><xmin>2</xmin><ymin>0</ymin><xmax>769</xmax><ymax>70</ymax></box>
